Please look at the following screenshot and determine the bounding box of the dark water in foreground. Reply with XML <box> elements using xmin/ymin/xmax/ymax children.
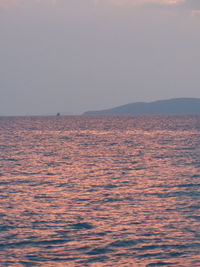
<box><xmin>0</xmin><ymin>115</ymin><xmax>200</xmax><ymax>267</ymax></box>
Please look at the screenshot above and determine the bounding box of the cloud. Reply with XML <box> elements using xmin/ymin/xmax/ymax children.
<box><xmin>139</xmin><ymin>0</ymin><xmax>200</xmax><ymax>12</ymax></box>
<box><xmin>0</xmin><ymin>0</ymin><xmax>185</xmax><ymax>8</ymax></box>
<box><xmin>184</xmin><ymin>0</ymin><xmax>200</xmax><ymax>11</ymax></box>
<box><xmin>1</xmin><ymin>0</ymin><xmax>200</xmax><ymax>16</ymax></box>
<box><xmin>182</xmin><ymin>0</ymin><xmax>200</xmax><ymax>9</ymax></box>
<box><xmin>98</xmin><ymin>0</ymin><xmax>200</xmax><ymax>17</ymax></box>
<box><xmin>0</xmin><ymin>0</ymin><xmax>56</xmax><ymax>8</ymax></box>
<box><xmin>0</xmin><ymin>0</ymin><xmax>23</xmax><ymax>7</ymax></box>
<box><xmin>101</xmin><ymin>0</ymin><xmax>184</xmax><ymax>6</ymax></box>
<box><xmin>175</xmin><ymin>0</ymin><xmax>200</xmax><ymax>16</ymax></box>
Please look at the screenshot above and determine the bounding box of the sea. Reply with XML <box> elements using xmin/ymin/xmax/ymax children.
<box><xmin>0</xmin><ymin>115</ymin><xmax>200</xmax><ymax>267</ymax></box>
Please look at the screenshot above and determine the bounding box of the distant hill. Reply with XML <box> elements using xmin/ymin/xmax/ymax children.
<box><xmin>84</xmin><ymin>98</ymin><xmax>200</xmax><ymax>115</ymax></box>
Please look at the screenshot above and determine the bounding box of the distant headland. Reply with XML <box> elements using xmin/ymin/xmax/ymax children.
<box><xmin>84</xmin><ymin>98</ymin><xmax>200</xmax><ymax>115</ymax></box>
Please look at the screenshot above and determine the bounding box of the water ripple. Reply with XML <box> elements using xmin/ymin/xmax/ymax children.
<box><xmin>0</xmin><ymin>115</ymin><xmax>200</xmax><ymax>266</ymax></box>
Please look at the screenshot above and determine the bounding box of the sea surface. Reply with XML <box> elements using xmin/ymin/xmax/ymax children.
<box><xmin>0</xmin><ymin>115</ymin><xmax>200</xmax><ymax>267</ymax></box>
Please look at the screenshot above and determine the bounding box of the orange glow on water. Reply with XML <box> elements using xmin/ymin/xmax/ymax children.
<box><xmin>0</xmin><ymin>115</ymin><xmax>200</xmax><ymax>266</ymax></box>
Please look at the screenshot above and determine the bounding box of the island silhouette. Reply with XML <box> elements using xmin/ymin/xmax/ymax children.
<box><xmin>84</xmin><ymin>98</ymin><xmax>200</xmax><ymax>115</ymax></box>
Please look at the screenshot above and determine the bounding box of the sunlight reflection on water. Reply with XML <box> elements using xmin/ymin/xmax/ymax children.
<box><xmin>0</xmin><ymin>115</ymin><xmax>200</xmax><ymax>266</ymax></box>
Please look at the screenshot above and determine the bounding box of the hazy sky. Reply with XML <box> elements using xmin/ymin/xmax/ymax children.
<box><xmin>0</xmin><ymin>0</ymin><xmax>200</xmax><ymax>115</ymax></box>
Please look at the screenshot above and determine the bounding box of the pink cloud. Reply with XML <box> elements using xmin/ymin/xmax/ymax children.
<box><xmin>0</xmin><ymin>0</ymin><xmax>184</xmax><ymax>8</ymax></box>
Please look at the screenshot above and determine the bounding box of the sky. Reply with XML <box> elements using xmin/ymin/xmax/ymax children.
<box><xmin>0</xmin><ymin>0</ymin><xmax>200</xmax><ymax>115</ymax></box>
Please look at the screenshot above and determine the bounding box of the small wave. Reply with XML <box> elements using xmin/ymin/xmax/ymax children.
<box><xmin>147</xmin><ymin>262</ymin><xmax>175</xmax><ymax>266</ymax></box>
<box><xmin>109</xmin><ymin>239</ymin><xmax>144</xmax><ymax>248</ymax></box>
<box><xmin>72</xmin><ymin>222</ymin><xmax>94</xmax><ymax>230</ymax></box>
<box><xmin>87</xmin><ymin>247</ymin><xmax>114</xmax><ymax>255</ymax></box>
<box><xmin>85</xmin><ymin>255</ymin><xmax>109</xmax><ymax>263</ymax></box>
<box><xmin>0</xmin><ymin>238</ymin><xmax>71</xmax><ymax>250</ymax></box>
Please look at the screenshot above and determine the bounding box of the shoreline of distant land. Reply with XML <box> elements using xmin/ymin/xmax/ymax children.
<box><xmin>83</xmin><ymin>98</ymin><xmax>200</xmax><ymax>115</ymax></box>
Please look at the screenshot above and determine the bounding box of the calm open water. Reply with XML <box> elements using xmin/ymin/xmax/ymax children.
<box><xmin>0</xmin><ymin>115</ymin><xmax>200</xmax><ymax>267</ymax></box>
